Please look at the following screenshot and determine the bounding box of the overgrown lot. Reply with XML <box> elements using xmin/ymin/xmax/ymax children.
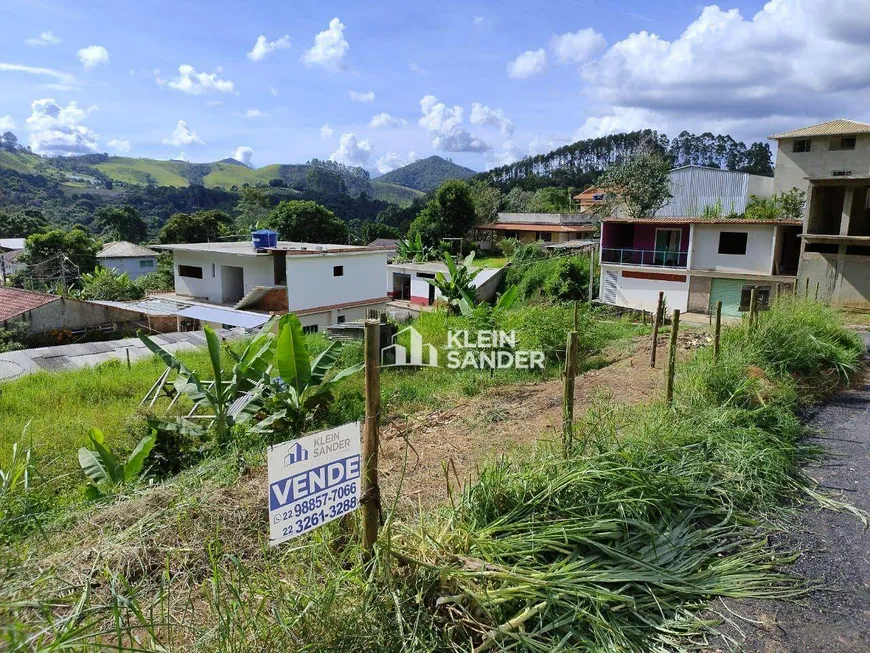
<box><xmin>0</xmin><ymin>298</ymin><xmax>864</xmax><ymax>652</ymax></box>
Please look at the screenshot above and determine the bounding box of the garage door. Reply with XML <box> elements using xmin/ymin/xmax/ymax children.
<box><xmin>710</xmin><ymin>278</ymin><xmax>745</xmax><ymax>318</ymax></box>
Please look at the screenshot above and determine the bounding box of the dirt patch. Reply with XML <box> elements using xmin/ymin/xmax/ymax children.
<box><xmin>378</xmin><ymin>333</ymin><xmax>707</xmax><ymax>510</ymax></box>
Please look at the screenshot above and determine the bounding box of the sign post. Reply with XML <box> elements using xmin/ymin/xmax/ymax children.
<box><xmin>267</xmin><ymin>422</ymin><xmax>362</xmax><ymax>546</ymax></box>
<box><xmin>361</xmin><ymin>320</ymin><xmax>382</xmax><ymax>562</ymax></box>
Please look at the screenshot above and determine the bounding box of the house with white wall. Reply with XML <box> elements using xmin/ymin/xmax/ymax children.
<box><xmin>97</xmin><ymin>241</ymin><xmax>159</xmax><ymax>280</ymax></box>
<box><xmin>153</xmin><ymin>238</ymin><xmax>391</xmax><ymax>333</ymax></box>
<box><xmin>599</xmin><ymin>216</ymin><xmax>801</xmax><ymax>317</ymax></box>
<box><xmin>387</xmin><ymin>261</ymin><xmax>504</xmax><ymax>306</ymax></box>
<box><xmin>769</xmin><ymin>119</ymin><xmax>870</xmax><ymax>307</ymax></box>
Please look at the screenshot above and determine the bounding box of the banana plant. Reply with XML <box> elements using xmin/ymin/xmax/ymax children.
<box><xmin>459</xmin><ymin>284</ymin><xmax>519</xmax><ymax>325</ymax></box>
<box><xmin>78</xmin><ymin>428</ymin><xmax>155</xmax><ymax>497</ymax></box>
<box><xmin>137</xmin><ymin>318</ymin><xmax>276</xmax><ymax>443</ymax></box>
<box><xmin>426</xmin><ymin>251</ymin><xmax>482</xmax><ymax>313</ymax></box>
<box><xmin>256</xmin><ymin>313</ymin><xmax>364</xmax><ymax>439</ymax></box>
<box><xmin>396</xmin><ymin>232</ymin><xmax>429</xmax><ymax>262</ymax></box>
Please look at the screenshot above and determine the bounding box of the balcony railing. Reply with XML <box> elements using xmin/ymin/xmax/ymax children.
<box><xmin>600</xmin><ymin>248</ymin><xmax>688</xmax><ymax>268</ymax></box>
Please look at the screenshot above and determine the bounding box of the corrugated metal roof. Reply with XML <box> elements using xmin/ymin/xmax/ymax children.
<box><xmin>177</xmin><ymin>305</ymin><xmax>269</xmax><ymax>329</ymax></box>
<box><xmin>97</xmin><ymin>241</ymin><xmax>159</xmax><ymax>259</ymax></box>
<box><xmin>0</xmin><ymin>238</ymin><xmax>26</xmax><ymax>251</ymax></box>
<box><xmin>768</xmin><ymin>119</ymin><xmax>870</xmax><ymax>139</ymax></box>
<box><xmin>478</xmin><ymin>223</ymin><xmax>596</xmax><ymax>232</ymax></box>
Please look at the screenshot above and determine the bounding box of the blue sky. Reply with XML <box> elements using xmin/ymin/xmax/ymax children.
<box><xmin>2</xmin><ymin>0</ymin><xmax>869</xmax><ymax>174</ymax></box>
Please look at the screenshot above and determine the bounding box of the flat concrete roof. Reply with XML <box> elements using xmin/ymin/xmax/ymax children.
<box><xmin>152</xmin><ymin>241</ymin><xmax>390</xmax><ymax>257</ymax></box>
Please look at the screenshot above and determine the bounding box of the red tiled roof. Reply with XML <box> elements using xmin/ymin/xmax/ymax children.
<box><xmin>293</xmin><ymin>297</ymin><xmax>389</xmax><ymax>316</ymax></box>
<box><xmin>0</xmin><ymin>287</ymin><xmax>60</xmax><ymax>321</ymax></box>
<box><xmin>602</xmin><ymin>217</ymin><xmax>802</xmax><ymax>226</ymax></box>
<box><xmin>478</xmin><ymin>223</ymin><xmax>596</xmax><ymax>233</ymax></box>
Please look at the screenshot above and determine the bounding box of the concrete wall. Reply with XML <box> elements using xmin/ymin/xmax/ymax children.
<box><xmin>296</xmin><ymin>304</ymin><xmax>387</xmax><ymax>332</ymax></box>
<box><xmin>600</xmin><ymin>266</ymin><xmax>689</xmax><ymax>313</ymax></box>
<box><xmin>687</xmin><ymin>276</ymin><xmax>712</xmax><ymax>313</ymax></box>
<box><xmin>799</xmin><ymin>252</ymin><xmax>870</xmax><ymax>307</ymax></box>
<box><xmin>171</xmin><ymin>251</ymin><xmax>274</xmax><ymax>304</ymax></box>
<box><xmin>286</xmin><ymin>251</ymin><xmax>388</xmax><ymax>312</ymax></box>
<box><xmin>4</xmin><ymin>298</ymin><xmax>144</xmax><ymax>336</ymax></box>
<box><xmin>774</xmin><ymin>134</ymin><xmax>870</xmax><ymax>195</ymax></box>
<box><xmin>689</xmin><ymin>223</ymin><xmax>775</xmax><ymax>274</ymax></box>
<box><xmin>99</xmin><ymin>256</ymin><xmax>157</xmax><ymax>280</ymax></box>
<box><xmin>497</xmin><ymin>213</ymin><xmax>592</xmax><ymax>225</ymax></box>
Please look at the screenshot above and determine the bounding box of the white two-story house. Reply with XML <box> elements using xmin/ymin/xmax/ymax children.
<box><xmin>769</xmin><ymin>119</ymin><xmax>870</xmax><ymax>308</ymax></box>
<box><xmin>598</xmin><ymin>167</ymin><xmax>799</xmax><ymax>317</ymax></box>
<box><xmin>153</xmin><ymin>235</ymin><xmax>391</xmax><ymax>332</ymax></box>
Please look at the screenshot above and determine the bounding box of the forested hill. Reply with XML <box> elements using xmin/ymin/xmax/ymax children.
<box><xmin>479</xmin><ymin>130</ymin><xmax>774</xmax><ymax>190</ymax></box>
<box><xmin>376</xmin><ymin>155</ymin><xmax>476</xmax><ymax>192</ymax></box>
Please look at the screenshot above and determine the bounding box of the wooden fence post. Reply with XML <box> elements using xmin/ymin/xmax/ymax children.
<box><xmin>748</xmin><ymin>287</ymin><xmax>758</xmax><ymax>327</ymax></box>
<box><xmin>814</xmin><ymin>281</ymin><xmax>820</xmax><ymax>302</ymax></box>
<box><xmin>562</xmin><ymin>330</ymin><xmax>578</xmax><ymax>456</ymax></box>
<box><xmin>362</xmin><ymin>320</ymin><xmax>382</xmax><ymax>562</ymax></box>
<box><xmin>805</xmin><ymin>277</ymin><xmax>810</xmax><ymax>298</ymax></box>
<box><xmin>666</xmin><ymin>309</ymin><xmax>680</xmax><ymax>406</ymax></box>
<box><xmin>713</xmin><ymin>301</ymin><xmax>722</xmax><ymax>364</ymax></box>
<box><xmin>649</xmin><ymin>291</ymin><xmax>664</xmax><ymax>368</ymax></box>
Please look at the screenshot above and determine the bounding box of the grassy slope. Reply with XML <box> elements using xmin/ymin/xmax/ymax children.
<box><xmin>369</xmin><ymin>181</ymin><xmax>424</xmax><ymax>207</ymax></box>
<box><xmin>0</xmin><ymin>151</ymin><xmax>43</xmax><ymax>175</ymax></box>
<box><xmin>201</xmin><ymin>162</ymin><xmax>276</xmax><ymax>188</ymax></box>
<box><xmin>94</xmin><ymin>157</ymin><xmax>191</xmax><ymax>187</ymax></box>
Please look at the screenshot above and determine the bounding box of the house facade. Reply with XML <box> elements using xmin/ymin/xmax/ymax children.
<box><xmin>387</xmin><ymin>261</ymin><xmax>504</xmax><ymax>306</ymax></box>
<box><xmin>96</xmin><ymin>241</ymin><xmax>159</xmax><ymax>280</ymax></box>
<box><xmin>599</xmin><ymin>217</ymin><xmax>801</xmax><ymax>317</ymax></box>
<box><xmin>769</xmin><ymin>119</ymin><xmax>870</xmax><ymax>307</ymax></box>
<box><xmin>153</xmin><ymin>238</ymin><xmax>391</xmax><ymax>332</ymax></box>
<box><xmin>477</xmin><ymin>213</ymin><xmax>597</xmax><ymax>245</ymax></box>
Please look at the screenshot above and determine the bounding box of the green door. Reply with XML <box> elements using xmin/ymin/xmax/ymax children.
<box><xmin>710</xmin><ymin>278</ymin><xmax>745</xmax><ymax>318</ymax></box>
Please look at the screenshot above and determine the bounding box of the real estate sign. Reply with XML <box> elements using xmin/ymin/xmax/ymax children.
<box><xmin>267</xmin><ymin>422</ymin><xmax>361</xmax><ymax>546</ymax></box>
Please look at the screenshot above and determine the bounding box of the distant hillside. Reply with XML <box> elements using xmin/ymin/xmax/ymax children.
<box><xmin>376</xmin><ymin>155</ymin><xmax>476</xmax><ymax>192</ymax></box>
<box><xmin>369</xmin><ymin>181</ymin><xmax>424</xmax><ymax>206</ymax></box>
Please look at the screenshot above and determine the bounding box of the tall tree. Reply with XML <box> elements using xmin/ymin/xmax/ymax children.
<box><xmin>409</xmin><ymin>180</ymin><xmax>477</xmax><ymax>246</ymax></box>
<box><xmin>596</xmin><ymin>151</ymin><xmax>673</xmax><ymax>219</ymax></box>
<box><xmin>0</xmin><ymin>209</ymin><xmax>46</xmax><ymax>238</ymax></box>
<box><xmin>234</xmin><ymin>187</ymin><xmax>271</xmax><ymax>231</ymax></box>
<box><xmin>158</xmin><ymin>210</ymin><xmax>232</xmax><ymax>244</ymax></box>
<box><xmin>94</xmin><ymin>205</ymin><xmax>148</xmax><ymax>243</ymax></box>
<box><xmin>22</xmin><ymin>227</ymin><xmax>99</xmax><ymax>286</ymax></box>
<box><xmin>268</xmin><ymin>200</ymin><xmax>349</xmax><ymax>243</ymax></box>
<box><xmin>468</xmin><ymin>180</ymin><xmax>502</xmax><ymax>224</ymax></box>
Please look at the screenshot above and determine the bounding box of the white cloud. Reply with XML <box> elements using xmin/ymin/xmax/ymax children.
<box><xmin>0</xmin><ymin>116</ymin><xmax>16</xmax><ymax>130</ymax></box>
<box><xmin>487</xmin><ymin>140</ymin><xmax>522</xmax><ymax>167</ymax></box>
<box><xmin>0</xmin><ymin>63</ymin><xmax>77</xmax><ymax>85</ymax></box>
<box><xmin>507</xmin><ymin>48</ymin><xmax>546</xmax><ymax>79</ymax></box>
<box><xmin>302</xmin><ymin>17</ymin><xmax>349</xmax><ymax>71</ymax></box>
<box><xmin>409</xmin><ymin>62</ymin><xmax>425</xmax><ymax>74</ymax></box>
<box><xmin>376</xmin><ymin>151</ymin><xmax>418</xmax><ymax>174</ymax></box>
<box><xmin>418</xmin><ymin>95</ymin><xmax>490</xmax><ymax>153</ymax></box>
<box><xmin>175</xmin><ymin>152</ymin><xmax>189</xmax><ymax>162</ymax></box>
<box><xmin>77</xmin><ymin>45</ymin><xmax>109</xmax><ymax>69</ymax></box>
<box><xmin>329</xmin><ymin>132</ymin><xmax>372</xmax><ymax>167</ymax></box>
<box><xmin>26</xmin><ymin>98</ymin><xmax>99</xmax><ymax>155</ymax></box>
<box><xmin>470</xmin><ymin>102</ymin><xmax>514</xmax><ymax>137</ymax></box>
<box><xmin>573</xmin><ymin>107</ymin><xmax>654</xmax><ymax>140</ymax></box>
<box><xmin>320</xmin><ymin>123</ymin><xmax>334</xmax><ymax>139</ymax></box>
<box><xmin>245</xmin><ymin>109</ymin><xmax>267</xmax><ymax>118</ymax></box>
<box><xmin>163</xmin><ymin>120</ymin><xmax>204</xmax><ymax>147</ymax></box>
<box><xmin>160</xmin><ymin>64</ymin><xmax>235</xmax><ymax>95</ymax></box>
<box><xmin>107</xmin><ymin>138</ymin><xmax>131</xmax><ymax>153</ymax></box>
<box><xmin>233</xmin><ymin>145</ymin><xmax>254</xmax><ymax>166</ymax></box>
<box><xmin>349</xmin><ymin>89</ymin><xmax>375</xmax><ymax>103</ymax></box>
<box><xmin>206</xmin><ymin>100</ymin><xmax>223</xmax><ymax>106</ymax></box>
<box><xmin>473</xmin><ymin>16</ymin><xmax>485</xmax><ymax>26</ymax></box>
<box><xmin>269</xmin><ymin>86</ymin><xmax>280</xmax><ymax>97</ymax></box>
<box><xmin>26</xmin><ymin>31</ymin><xmax>60</xmax><ymax>47</ymax></box>
<box><xmin>577</xmin><ymin>1</ymin><xmax>870</xmax><ymax>138</ymax></box>
<box><xmin>550</xmin><ymin>28</ymin><xmax>606</xmax><ymax>65</ymax></box>
<box><xmin>368</xmin><ymin>112</ymin><xmax>407</xmax><ymax>128</ymax></box>
<box><xmin>527</xmin><ymin>134</ymin><xmax>571</xmax><ymax>156</ymax></box>
<box><xmin>247</xmin><ymin>34</ymin><xmax>291</xmax><ymax>62</ymax></box>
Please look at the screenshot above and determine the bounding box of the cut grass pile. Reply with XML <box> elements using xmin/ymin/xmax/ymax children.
<box><xmin>1</xmin><ymin>298</ymin><xmax>861</xmax><ymax>651</ymax></box>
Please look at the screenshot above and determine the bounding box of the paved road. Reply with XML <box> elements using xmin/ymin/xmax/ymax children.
<box><xmin>713</xmin><ymin>333</ymin><xmax>870</xmax><ymax>652</ymax></box>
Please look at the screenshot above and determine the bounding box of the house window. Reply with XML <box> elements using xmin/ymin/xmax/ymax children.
<box><xmin>654</xmin><ymin>228</ymin><xmax>682</xmax><ymax>266</ymax></box>
<box><xmin>718</xmin><ymin>232</ymin><xmax>748</xmax><ymax>255</ymax></box>
<box><xmin>139</xmin><ymin>259</ymin><xmax>154</xmax><ymax>269</ymax></box>
<box><xmin>793</xmin><ymin>139</ymin><xmax>811</xmax><ymax>153</ymax></box>
<box><xmin>537</xmin><ymin>231</ymin><xmax>552</xmax><ymax>242</ymax></box>
<box><xmin>831</xmin><ymin>136</ymin><xmax>857</xmax><ymax>151</ymax></box>
<box><xmin>302</xmin><ymin>324</ymin><xmax>319</xmax><ymax>334</ymax></box>
<box><xmin>178</xmin><ymin>265</ymin><xmax>203</xmax><ymax>279</ymax></box>
<box><xmin>333</xmin><ymin>265</ymin><xmax>344</xmax><ymax>277</ymax></box>
<box><xmin>337</xmin><ymin>315</ymin><xmax>346</xmax><ymax>324</ymax></box>
<box><xmin>739</xmin><ymin>285</ymin><xmax>771</xmax><ymax>312</ymax></box>
<box><xmin>832</xmin><ymin>170</ymin><xmax>853</xmax><ymax>177</ymax></box>
<box><xmin>504</xmin><ymin>231</ymin><xmax>517</xmax><ymax>240</ymax></box>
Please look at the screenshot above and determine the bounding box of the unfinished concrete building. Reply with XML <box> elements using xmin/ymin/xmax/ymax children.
<box><xmin>770</xmin><ymin>119</ymin><xmax>870</xmax><ymax>307</ymax></box>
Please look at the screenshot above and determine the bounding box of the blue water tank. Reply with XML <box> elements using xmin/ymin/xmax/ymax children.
<box><xmin>251</xmin><ymin>229</ymin><xmax>278</xmax><ymax>250</ymax></box>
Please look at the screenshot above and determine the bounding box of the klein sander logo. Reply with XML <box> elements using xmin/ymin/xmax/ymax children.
<box><xmin>381</xmin><ymin>326</ymin><xmax>544</xmax><ymax>370</ymax></box>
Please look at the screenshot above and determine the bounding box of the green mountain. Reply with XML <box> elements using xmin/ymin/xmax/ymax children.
<box><xmin>375</xmin><ymin>155</ymin><xmax>476</xmax><ymax>192</ymax></box>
